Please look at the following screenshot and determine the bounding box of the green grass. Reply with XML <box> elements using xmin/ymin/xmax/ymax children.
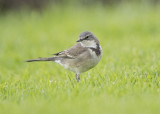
<box><xmin>0</xmin><ymin>3</ymin><xmax>160</xmax><ymax>114</ymax></box>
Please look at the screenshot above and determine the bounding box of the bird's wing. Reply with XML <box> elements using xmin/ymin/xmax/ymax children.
<box><xmin>53</xmin><ymin>43</ymin><xmax>88</xmax><ymax>59</ymax></box>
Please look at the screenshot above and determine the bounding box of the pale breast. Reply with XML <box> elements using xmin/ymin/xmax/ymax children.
<box><xmin>88</xmin><ymin>47</ymin><xmax>102</xmax><ymax>66</ymax></box>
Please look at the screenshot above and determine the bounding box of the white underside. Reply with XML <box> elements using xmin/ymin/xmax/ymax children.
<box><xmin>54</xmin><ymin>60</ymin><xmax>69</xmax><ymax>69</ymax></box>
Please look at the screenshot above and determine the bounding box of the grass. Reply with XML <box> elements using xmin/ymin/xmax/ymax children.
<box><xmin>0</xmin><ymin>3</ymin><xmax>160</xmax><ymax>114</ymax></box>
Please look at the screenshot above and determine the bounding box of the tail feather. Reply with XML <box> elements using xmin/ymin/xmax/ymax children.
<box><xmin>25</xmin><ymin>57</ymin><xmax>55</xmax><ymax>62</ymax></box>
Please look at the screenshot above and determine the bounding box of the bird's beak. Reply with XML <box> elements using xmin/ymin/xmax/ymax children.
<box><xmin>76</xmin><ymin>39</ymin><xmax>81</xmax><ymax>42</ymax></box>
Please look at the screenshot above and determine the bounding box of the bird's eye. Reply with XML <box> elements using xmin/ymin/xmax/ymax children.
<box><xmin>85</xmin><ymin>36</ymin><xmax>89</xmax><ymax>39</ymax></box>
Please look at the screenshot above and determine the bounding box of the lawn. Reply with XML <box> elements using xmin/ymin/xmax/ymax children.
<box><xmin>0</xmin><ymin>3</ymin><xmax>160</xmax><ymax>114</ymax></box>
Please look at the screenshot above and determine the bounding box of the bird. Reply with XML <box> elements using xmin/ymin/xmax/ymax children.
<box><xmin>26</xmin><ymin>31</ymin><xmax>102</xmax><ymax>82</ymax></box>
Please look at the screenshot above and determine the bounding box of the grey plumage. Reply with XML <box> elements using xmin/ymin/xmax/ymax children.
<box><xmin>26</xmin><ymin>31</ymin><xmax>102</xmax><ymax>82</ymax></box>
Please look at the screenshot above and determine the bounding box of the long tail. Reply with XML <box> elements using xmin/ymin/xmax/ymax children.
<box><xmin>25</xmin><ymin>57</ymin><xmax>56</xmax><ymax>62</ymax></box>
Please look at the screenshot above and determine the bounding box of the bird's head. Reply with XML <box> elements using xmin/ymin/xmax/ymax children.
<box><xmin>77</xmin><ymin>31</ymin><xmax>99</xmax><ymax>48</ymax></box>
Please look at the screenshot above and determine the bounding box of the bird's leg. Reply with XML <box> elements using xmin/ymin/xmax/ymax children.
<box><xmin>75</xmin><ymin>73</ymin><xmax>80</xmax><ymax>82</ymax></box>
<box><xmin>78</xmin><ymin>74</ymin><xmax>80</xmax><ymax>82</ymax></box>
<box><xmin>75</xmin><ymin>73</ymin><xmax>78</xmax><ymax>80</ymax></box>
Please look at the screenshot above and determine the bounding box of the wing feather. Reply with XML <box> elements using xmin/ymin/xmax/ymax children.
<box><xmin>52</xmin><ymin>43</ymin><xmax>87</xmax><ymax>59</ymax></box>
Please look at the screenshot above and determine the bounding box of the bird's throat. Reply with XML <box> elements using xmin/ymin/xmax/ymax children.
<box><xmin>80</xmin><ymin>40</ymin><xmax>97</xmax><ymax>48</ymax></box>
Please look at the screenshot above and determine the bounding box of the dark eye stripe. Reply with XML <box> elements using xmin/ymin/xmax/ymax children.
<box><xmin>84</xmin><ymin>36</ymin><xmax>89</xmax><ymax>40</ymax></box>
<box><xmin>80</xmin><ymin>35</ymin><xmax>91</xmax><ymax>41</ymax></box>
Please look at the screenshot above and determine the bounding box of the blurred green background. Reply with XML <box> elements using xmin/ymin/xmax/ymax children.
<box><xmin>0</xmin><ymin>0</ymin><xmax>160</xmax><ymax>114</ymax></box>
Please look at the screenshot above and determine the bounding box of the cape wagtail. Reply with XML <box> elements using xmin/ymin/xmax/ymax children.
<box><xmin>26</xmin><ymin>31</ymin><xmax>102</xmax><ymax>82</ymax></box>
